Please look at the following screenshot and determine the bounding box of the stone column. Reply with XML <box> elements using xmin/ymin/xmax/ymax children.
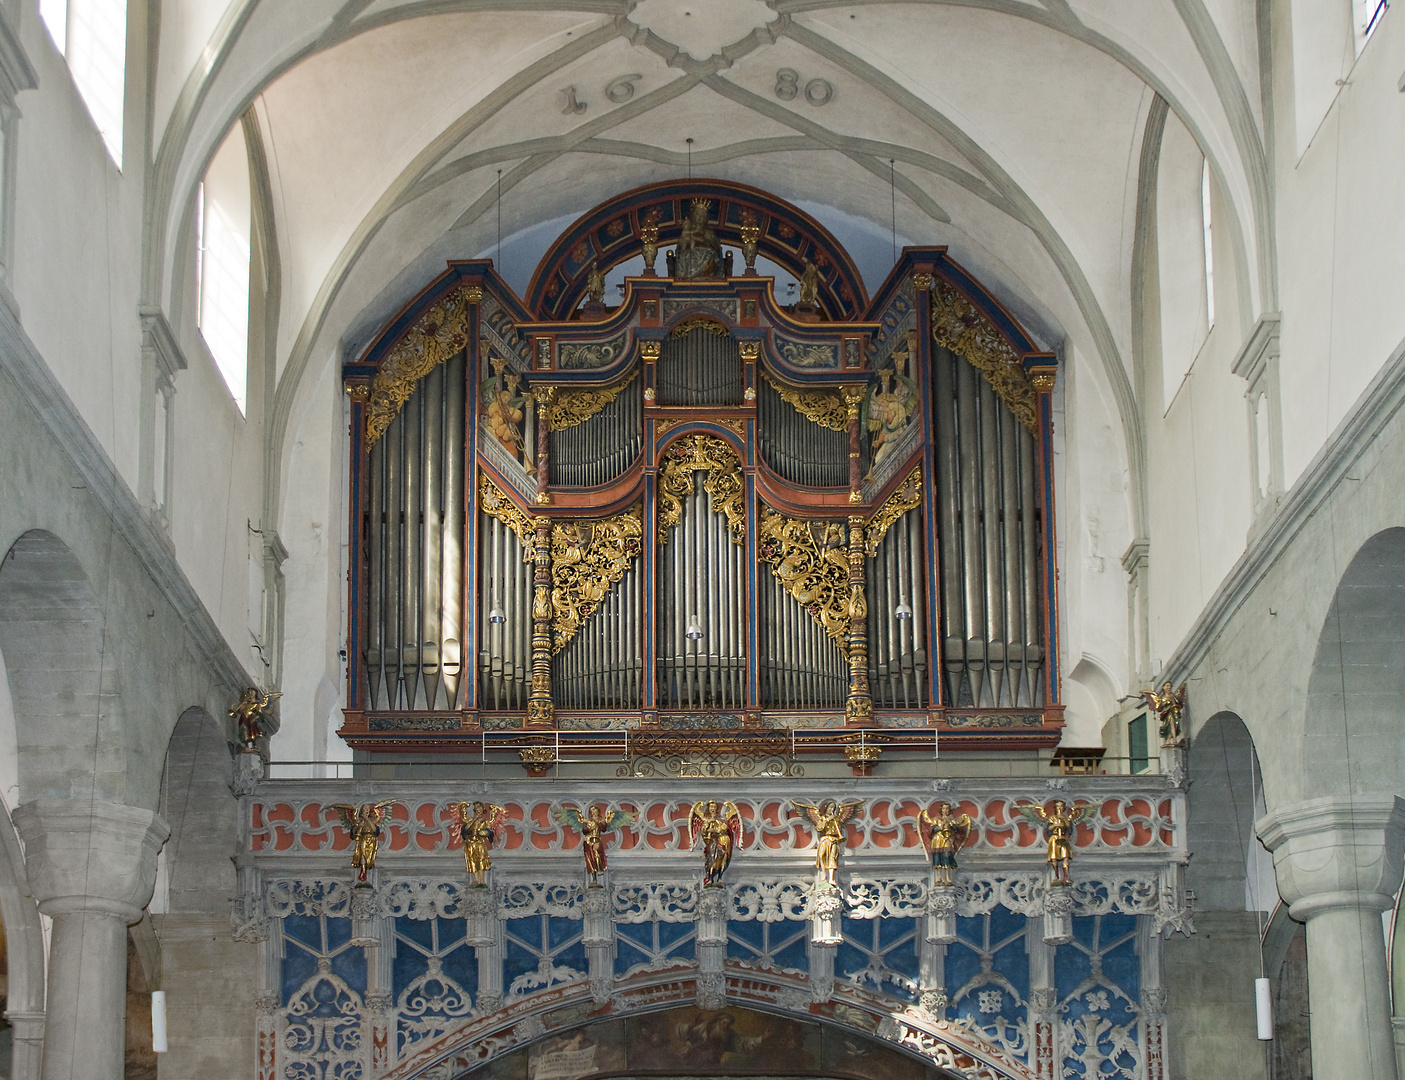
<box><xmin>12</xmin><ymin>798</ymin><xmax>169</xmax><ymax>1080</ymax></box>
<box><xmin>1258</xmin><ymin>796</ymin><xmax>1405</xmax><ymax>1080</ymax></box>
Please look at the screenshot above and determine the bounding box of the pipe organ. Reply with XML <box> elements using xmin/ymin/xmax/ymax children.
<box><xmin>343</xmin><ymin>180</ymin><xmax>1062</xmax><ymax>757</ymax></box>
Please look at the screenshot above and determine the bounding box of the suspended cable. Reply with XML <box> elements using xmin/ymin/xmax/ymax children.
<box><xmin>890</xmin><ymin>159</ymin><xmax>897</xmax><ymax>263</ymax></box>
<box><xmin>496</xmin><ymin>169</ymin><xmax>503</xmax><ymax>277</ymax></box>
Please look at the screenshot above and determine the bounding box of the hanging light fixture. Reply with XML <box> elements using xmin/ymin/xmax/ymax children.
<box><xmin>686</xmin><ymin>614</ymin><xmax>704</xmax><ymax>640</ymax></box>
<box><xmin>895</xmin><ymin>595</ymin><xmax>913</xmax><ymax>621</ymax></box>
<box><xmin>488</xmin><ymin>596</ymin><xmax>506</xmax><ymax>624</ymax></box>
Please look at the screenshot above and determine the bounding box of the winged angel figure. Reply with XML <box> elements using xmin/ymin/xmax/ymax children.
<box><xmin>449</xmin><ymin>801</ymin><xmax>506</xmax><ymax>887</ymax></box>
<box><xmin>916</xmin><ymin>802</ymin><xmax>972</xmax><ymax>887</ymax></box>
<box><xmin>790</xmin><ymin>798</ymin><xmax>864</xmax><ymax>883</ymax></box>
<box><xmin>1013</xmin><ymin>800</ymin><xmax>1089</xmax><ymax>886</ymax></box>
<box><xmin>689</xmin><ymin>801</ymin><xmax>742</xmax><ymax>888</ymax></box>
<box><xmin>331</xmin><ymin>801</ymin><xmax>397</xmax><ymax>882</ymax></box>
<box><xmin>552</xmin><ymin>804</ymin><xmax>638</xmax><ymax>885</ymax></box>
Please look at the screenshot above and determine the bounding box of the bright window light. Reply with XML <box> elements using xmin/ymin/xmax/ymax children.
<box><xmin>1201</xmin><ymin>158</ymin><xmax>1215</xmax><ymax>331</ymax></box>
<box><xmin>1356</xmin><ymin>0</ymin><xmax>1389</xmax><ymax>48</ymax></box>
<box><xmin>197</xmin><ymin>126</ymin><xmax>252</xmax><ymax>415</ymax></box>
<box><xmin>39</xmin><ymin>0</ymin><xmax>128</xmax><ymax>167</ymax></box>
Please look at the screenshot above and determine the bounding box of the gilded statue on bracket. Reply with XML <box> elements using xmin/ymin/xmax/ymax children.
<box><xmin>552</xmin><ymin>804</ymin><xmax>638</xmax><ymax>886</ymax></box>
<box><xmin>585</xmin><ymin>262</ymin><xmax>606</xmax><ymax>305</ymax></box>
<box><xmin>1014</xmin><ymin>799</ymin><xmax>1090</xmax><ymax>886</ymax></box>
<box><xmin>916</xmin><ymin>801</ymin><xmax>972</xmax><ymax>887</ymax></box>
<box><xmin>229</xmin><ymin>687</ymin><xmax>280</xmax><ymax>749</ymax></box>
<box><xmin>331</xmin><ymin>801</ymin><xmax>397</xmax><ymax>883</ymax></box>
<box><xmin>790</xmin><ymin>798</ymin><xmax>864</xmax><ymax>884</ymax></box>
<box><xmin>689</xmin><ymin>800</ymin><xmax>742</xmax><ymax>888</ymax></box>
<box><xmin>668</xmin><ymin>198</ymin><xmax>729</xmax><ymax>280</ymax></box>
<box><xmin>862</xmin><ymin>333</ymin><xmax>919</xmax><ymax>478</ymax></box>
<box><xmin>449</xmin><ymin>801</ymin><xmax>506</xmax><ymax>887</ymax></box>
<box><xmin>1141</xmin><ymin>680</ymin><xmax>1188</xmax><ymax>747</ymax></box>
<box><xmin>798</xmin><ymin>259</ymin><xmax>821</xmax><ymax>308</ymax></box>
<box><xmin>481</xmin><ymin>357</ymin><xmax>528</xmax><ymax>466</ymax></box>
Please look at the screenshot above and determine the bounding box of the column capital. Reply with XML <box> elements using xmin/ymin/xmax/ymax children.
<box><xmin>12</xmin><ymin>798</ymin><xmax>169</xmax><ymax>923</ymax></box>
<box><xmin>1257</xmin><ymin>795</ymin><xmax>1405</xmax><ymax>921</ymax></box>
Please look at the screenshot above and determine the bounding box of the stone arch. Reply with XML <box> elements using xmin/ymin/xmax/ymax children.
<box><xmin>1302</xmin><ymin>527</ymin><xmax>1405</xmax><ymax>799</ymax></box>
<box><xmin>1187</xmin><ymin>712</ymin><xmax>1273</xmax><ymax>913</ymax></box>
<box><xmin>160</xmin><ymin>707</ymin><xmax>239</xmax><ymax>915</ymax></box>
<box><xmin>0</xmin><ymin>793</ymin><xmax>44</xmax><ymax>1080</ymax></box>
<box><xmin>0</xmin><ymin>530</ymin><xmax>127</xmax><ymax>802</ymax></box>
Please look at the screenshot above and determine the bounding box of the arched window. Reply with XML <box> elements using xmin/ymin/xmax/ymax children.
<box><xmin>39</xmin><ymin>0</ymin><xmax>127</xmax><ymax>167</ymax></box>
<box><xmin>197</xmin><ymin>126</ymin><xmax>252</xmax><ymax>415</ymax></box>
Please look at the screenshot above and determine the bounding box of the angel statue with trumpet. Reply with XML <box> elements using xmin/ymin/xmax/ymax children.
<box><xmin>790</xmin><ymin>798</ymin><xmax>864</xmax><ymax>884</ymax></box>
<box><xmin>916</xmin><ymin>802</ymin><xmax>972</xmax><ymax>887</ymax></box>
<box><xmin>1013</xmin><ymin>799</ymin><xmax>1090</xmax><ymax>886</ymax></box>
<box><xmin>229</xmin><ymin>687</ymin><xmax>280</xmax><ymax>749</ymax></box>
<box><xmin>331</xmin><ymin>801</ymin><xmax>397</xmax><ymax>883</ymax></box>
<box><xmin>1142</xmin><ymin>680</ymin><xmax>1189</xmax><ymax>748</ymax></box>
<box><xmin>449</xmin><ymin>801</ymin><xmax>506</xmax><ymax>887</ymax></box>
<box><xmin>689</xmin><ymin>800</ymin><xmax>742</xmax><ymax>888</ymax></box>
<box><xmin>552</xmin><ymin>804</ymin><xmax>637</xmax><ymax>886</ymax></box>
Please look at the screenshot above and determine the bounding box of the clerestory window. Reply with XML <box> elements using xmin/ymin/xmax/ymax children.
<box><xmin>40</xmin><ymin>0</ymin><xmax>128</xmax><ymax>168</ymax></box>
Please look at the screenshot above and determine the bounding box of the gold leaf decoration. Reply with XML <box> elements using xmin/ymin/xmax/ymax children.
<box><xmin>669</xmin><ymin>317</ymin><xmax>728</xmax><ymax>338</ymax></box>
<box><xmin>930</xmin><ymin>278</ymin><xmax>1038</xmax><ymax>434</ymax></box>
<box><xmin>549</xmin><ymin>505</ymin><xmax>644</xmax><ymax>653</ymax></box>
<box><xmin>656</xmin><ymin>435</ymin><xmax>746</xmax><ymax>545</ymax></box>
<box><xmin>865</xmin><ymin>466</ymin><xmax>923</xmax><ymax>556</ymax></box>
<box><xmin>760</xmin><ymin>370</ymin><xmax>848</xmax><ymax>431</ymax></box>
<box><xmin>542</xmin><ymin>369</ymin><xmax>639</xmax><ymax>431</ymax></box>
<box><xmin>365</xmin><ymin>288</ymin><xmax>474</xmax><ymax>446</ymax></box>
<box><xmin>757</xmin><ymin>510</ymin><xmax>853</xmax><ymax>647</ymax></box>
<box><xmin>478</xmin><ymin>474</ymin><xmax>536</xmax><ymax>559</ymax></box>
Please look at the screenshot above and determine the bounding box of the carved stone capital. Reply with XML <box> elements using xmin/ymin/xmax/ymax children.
<box><xmin>1257</xmin><ymin>796</ymin><xmax>1405</xmax><ymax>920</ymax></box>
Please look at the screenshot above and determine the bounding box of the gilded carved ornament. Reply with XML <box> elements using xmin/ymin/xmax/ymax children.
<box><xmin>757</xmin><ymin>511</ymin><xmax>854</xmax><ymax>649</ymax></box>
<box><xmin>670</xmin><ymin>317</ymin><xmax>729</xmax><ymax>338</ymax></box>
<box><xmin>549</xmin><ymin>505</ymin><xmax>644</xmax><ymax>654</ymax></box>
<box><xmin>540</xmin><ymin>369</ymin><xmax>639</xmax><ymax>431</ymax></box>
<box><xmin>864</xmin><ymin>466</ymin><xmax>923</xmax><ymax>556</ymax></box>
<box><xmin>364</xmin><ymin>287</ymin><xmax>475</xmax><ymax>446</ymax></box>
<box><xmin>759</xmin><ymin>369</ymin><xmax>848</xmax><ymax>431</ymax></box>
<box><xmin>929</xmin><ymin>278</ymin><xmax>1039</xmax><ymax>434</ymax></box>
<box><xmin>479</xmin><ymin>474</ymin><xmax>537</xmax><ymax>558</ymax></box>
<box><xmin>656</xmin><ymin>435</ymin><xmax>746</xmax><ymax>546</ymax></box>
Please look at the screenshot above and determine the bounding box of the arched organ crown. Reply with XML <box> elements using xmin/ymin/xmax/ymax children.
<box><xmin>344</xmin><ymin>182</ymin><xmax>1060</xmax><ymax>752</ymax></box>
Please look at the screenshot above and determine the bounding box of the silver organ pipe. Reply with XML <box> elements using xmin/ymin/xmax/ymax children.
<box><xmin>865</xmin><ymin>508</ymin><xmax>928</xmax><ymax>708</ymax></box>
<box><xmin>553</xmin><ymin>386</ymin><xmax>643</xmax><ymax>488</ymax></box>
<box><xmin>477</xmin><ymin>514</ymin><xmax>532</xmax><ymax>709</ymax></box>
<box><xmin>657</xmin><ymin>329</ymin><xmax>743</xmax><ymax>406</ymax></box>
<box><xmin>759</xmin><ymin>566</ymin><xmax>848</xmax><ymax>710</ymax></box>
<box><xmin>931</xmin><ymin>345</ymin><xmax>1043</xmax><ymax>708</ymax></box>
<box><xmin>658</xmin><ymin>472</ymin><xmax>745</xmax><ymax>707</ymax></box>
<box><xmin>757</xmin><ymin>378</ymin><xmax>848</xmax><ymax>487</ymax></box>
<box><xmin>551</xmin><ymin>560</ymin><xmax>642</xmax><ymax>710</ymax></box>
<box><xmin>363</xmin><ymin>353</ymin><xmax>467</xmax><ymax>710</ymax></box>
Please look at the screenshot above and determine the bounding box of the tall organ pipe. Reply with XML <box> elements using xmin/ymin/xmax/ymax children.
<box><xmin>866</xmin><ymin>508</ymin><xmax>927</xmax><ymax>709</ymax></box>
<box><xmin>979</xmin><ymin>378</ymin><xmax>1004</xmax><ymax>708</ymax></box>
<box><xmin>933</xmin><ymin>345</ymin><xmax>964</xmax><ymax>706</ymax></box>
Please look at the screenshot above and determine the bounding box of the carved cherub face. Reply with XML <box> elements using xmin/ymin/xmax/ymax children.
<box><xmin>708</xmin><ymin>800</ymin><xmax>720</xmax><ymax>814</ymax></box>
<box><xmin>822</xmin><ymin>799</ymin><xmax>838</xmax><ymax>814</ymax></box>
<box><xmin>1049</xmin><ymin>799</ymin><xmax>1067</xmax><ymax>814</ymax></box>
<box><xmin>936</xmin><ymin>801</ymin><xmax>951</xmax><ymax>816</ymax></box>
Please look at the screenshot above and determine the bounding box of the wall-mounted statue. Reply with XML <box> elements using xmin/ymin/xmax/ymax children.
<box><xmin>916</xmin><ymin>801</ymin><xmax>972</xmax><ymax>887</ymax></box>
<box><xmin>229</xmin><ymin>687</ymin><xmax>280</xmax><ymax>749</ymax></box>
<box><xmin>553</xmin><ymin>804</ymin><xmax>638</xmax><ymax>886</ymax></box>
<box><xmin>668</xmin><ymin>198</ymin><xmax>731</xmax><ymax>280</ymax></box>
<box><xmin>450</xmin><ymin>801</ymin><xmax>506</xmax><ymax>887</ymax></box>
<box><xmin>689</xmin><ymin>800</ymin><xmax>742</xmax><ymax>888</ymax></box>
<box><xmin>481</xmin><ymin>356</ymin><xmax>528</xmax><ymax>465</ymax></box>
<box><xmin>1141</xmin><ymin>680</ymin><xmax>1188</xmax><ymax>747</ymax></box>
<box><xmin>1014</xmin><ymin>799</ymin><xmax>1089</xmax><ymax>886</ymax></box>
<box><xmin>790</xmin><ymin>798</ymin><xmax>864</xmax><ymax>884</ymax></box>
<box><xmin>332</xmin><ymin>801</ymin><xmax>397</xmax><ymax>883</ymax></box>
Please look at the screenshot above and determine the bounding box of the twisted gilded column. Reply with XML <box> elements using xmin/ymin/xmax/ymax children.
<box><xmin>1259</xmin><ymin>796</ymin><xmax>1405</xmax><ymax>1080</ymax></box>
<box><xmin>13</xmin><ymin>799</ymin><xmax>169</xmax><ymax>1080</ymax></box>
<box><xmin>526</xmin><ymin>517</ymin><xmax>555</xmax><ymax>727</ymax></box>
<box><xmin>844</xmin><ymin>516</ymin><xmax>872</xmax><ymax>724</ymax></box>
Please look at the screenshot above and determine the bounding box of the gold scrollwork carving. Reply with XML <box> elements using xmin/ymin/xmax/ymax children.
<box><xmin>478</xmin><ymin>474</ymin><xmax>537</xmax><ymax>558</ymax></box>
<box><xmin>670</xmin><ymin>317</ymin><xmax>729</xmax><ymax>339</ymax></box>
<box><xmin>657</xmin><ymin>435</ymin><xmax>746</xmax><ymax>546</ymax></box>
<box><xmin>541</xmin><ymin>370</ymin><xmax>639</xmax><ymax>431</ymax></box>
<box><xmin>865</xmin><ymin>466</ymin><xmax>923</xmax><ymax>556</ymax></box>
<box><xmin>365</xmin><ymin>288</ymin><xmax>473</xmax><ymax>446</ymax></box>
<box><xmin>757</xmin><ymin>510</ymin><xmax>853</xmax><ymax>648</ymax></box>
<box><xmin>760</xmin><ymin>370</ymin><xmax>848</xmax><ymax>431</ymax></box>
<box><xmin>549</xmin><ymin>505</ymin><xmax>644</xmax><ymax>654</ymax></box>
<box><xmin>930</xmin><ymin>279</ymin><xmax>1038</xmax><ymax>434</ymax></box>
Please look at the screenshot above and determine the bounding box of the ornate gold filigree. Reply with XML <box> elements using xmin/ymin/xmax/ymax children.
<box><xmin>670</xmin><ymin>317</ymin><xmax>728</xmax><ymax>338</ymax></box>
<box><xmin>719</xmin><ymin>418</ymin><xmax>747</xmax><ymax>438</ymax></box>
<box><xmin>541</xmin><ymin>370</ymin><xmax>639</xmax><ymax>431</ymax></box>
<box><xmin>930</xmin><ymin>279</ymin><xmax>1038</xmax><ymax>434</ymax></box>
<box><xmin>657</xmin><ymin>435</ymin><xmax>746</xmax><ymax>545</ymax></box>
<box><xmin>365</xmin><ymin>288</ymin><xmax>473</xmax><ymax>445</ymax></box>
<box><xmin>549</xmin><ymin>505</ymin><xmax>644</xmax><ymax>654</ymax></box>
<box><xmin>738</xmin><ymin>341</ymin><xmax>761</xmax><ymax>362</ymax></box>
<box><xmin>760</xmin><ymin>370</ymin><xmax>848</xmax><ymax>431</ymax></box>
<box><xmin>865</xmin><ymin>466</ymin><xmax>923</xmax><ymax>556</ymax></box>
<box><xmin>640</xmin><ymin>341</ymin><xmax>662</xmax><ymax>360</ymax></box>
<box><xmin>654</xmin><ymin>417</ymin><xmax>683</xmax><ymax>437</ymax></box>
<box><xmin>1031</xmin><ymin>373</ymin><xmax>1056</xmax><ymax>391</ymax></box>
<box><xmin>478</xmin><ymin>474</ymin><xmax>536</xmax><ymax>558</ymax></box>
<box><xmin>757</xmin><ymin>510</ymin><xmax>853</xmax><ymax>648</ymax></box>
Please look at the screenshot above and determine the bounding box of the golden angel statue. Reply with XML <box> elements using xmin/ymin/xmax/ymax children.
<box><xmin>790</xmin><ymin>798</ymin><xmax>864</xmax><ymax>883</ymax></box>
<box><xmin>798</xmin><ymin>258</ymin><xmax>821</xmax><ymax>307</ymax></box>
<box><xmin>1142</xmin><ymin>680</ymin><xmax>1188</xmax><ymax>747</ymax></box>
<box><xmin>1013</xmin><ymin>799</ymin><xmax>1089</xmax><ymax>886</ymax></box>
<box><xmin>689</xmin><ymin>800</ymin><xmax>742</xmax><ymax>888</ymax></box>
<box><xmin>585</xmin><ymin>262</ymin><xmax>606</xmax><ymax>305</ymax></box>
<box><xmin>916</xmin><ymin>801</ymin><xmax>972</xmax><ymax>887</ymax></box>
<box><xmin>552</xmin><ymin>804</ymin><xmax>637</xmax><ymax>885</ymax></box>
<box><xmin>449</xmin><ymin>801</ymin><xmax>506</xmax><ymax>887</ymax></box>
<box><xmin>229</xmin><ymin>687</ymin><xmax>281</xmax><ymax>749</ymax></box>
<box><xmin>331</xmin><ymin>801</ymin><xmax>397</xmax><ymax>882</ymax></box>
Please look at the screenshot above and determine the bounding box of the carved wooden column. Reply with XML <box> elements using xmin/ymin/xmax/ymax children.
<box><xmin>843</xmin><ymin>386</ymin><xmax>865</xmax><ymax>501</ymax></box>
<box><xmin>844</xmin><ymin>516</ymin><xmax>873</xmax><ymax>725</ymax></box>
<box><xmin>532</xmin><ymin>386</ymin><xmax>554</xmax><ymax>505</ymax></box>
<box><xmin>527</xmin><ymin>517</ymin><xmax>555</xmax><ymax>727</ymax></box>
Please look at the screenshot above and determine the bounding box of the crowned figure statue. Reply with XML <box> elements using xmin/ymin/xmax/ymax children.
<box><xmin>668</xmin><ymin>198</ymin><xmax>730</xmax><ymax>280</ymax></box>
